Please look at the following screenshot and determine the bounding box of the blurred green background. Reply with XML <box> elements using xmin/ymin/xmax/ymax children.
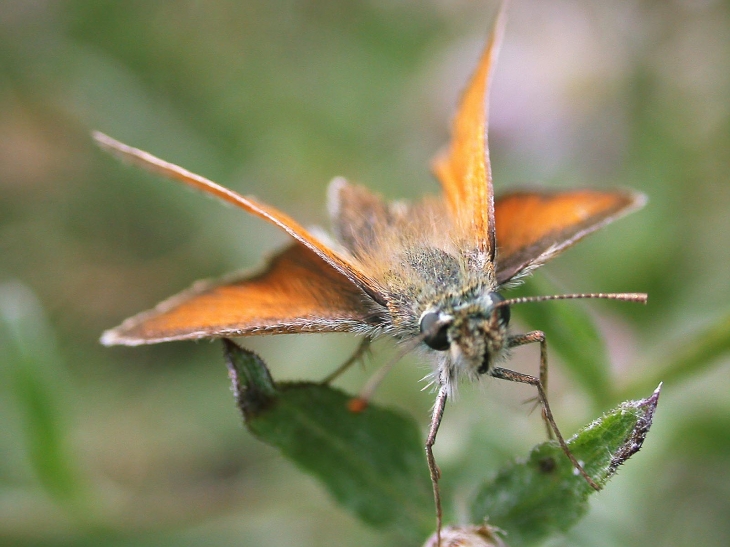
<box><xmin>2</xmin><ymin>1</ymin><xmax>729</xmax><ymax>546</ymax></box>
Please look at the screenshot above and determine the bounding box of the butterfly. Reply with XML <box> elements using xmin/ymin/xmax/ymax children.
<box><xmin>97</xmin><ymin>8</ymin><xmax>646</xmax><ymax>543</ymax></box>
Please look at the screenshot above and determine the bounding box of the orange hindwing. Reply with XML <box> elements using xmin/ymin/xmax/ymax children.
<box><xmin>494</xmin><ymin>189</ymin><xmax>646</xmax><ymax>285</ymax></box>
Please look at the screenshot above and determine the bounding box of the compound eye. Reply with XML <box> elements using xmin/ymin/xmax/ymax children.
<box><xmin>491</xmin><ymin>293</ymin><xmax>510</xmax><ymax>326</ymax></box>
<box><xmin>419</xmin><ymin>311</ymin><xmax>450</xmax><ymax>351</ymax></box>
<box><xmin>498</xmin><ymin>303</ymin><xmax>510</xmax><ymax>326</ymax></box>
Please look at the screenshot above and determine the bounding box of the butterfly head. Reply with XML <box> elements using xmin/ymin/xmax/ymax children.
<box><xmin>418</xmin><ymin>292</ymin><xmax>511</xmax><ymax>382</ymax></box>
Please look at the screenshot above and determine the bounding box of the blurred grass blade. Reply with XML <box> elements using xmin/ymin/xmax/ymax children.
<box><xmin>224</xmin><ymin>339</ymin><xmax>434</xmax><ymax>540</ymax></box>
<box><xmin>0</xmin><ymin>281</ymin><xmax>83</xmax><ymax>507</ymax></box>
<box><xmin>628</xmin><ymin>311</ymin><xmax>730</xmax><ymax>397</ymax></box>
<box><xmin>511</xmin><ymin>276</ymin><xmax>613</xmax><ymax>409</ymax></box>
<box><xmin>470</xmin><ymin>385</ymin><xmax>661</xmax><ymax>547</ymax></box>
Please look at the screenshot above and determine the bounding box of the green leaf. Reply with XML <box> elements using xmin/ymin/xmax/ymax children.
<box><xmin>509</xmin><ymin>277</ymin><xmax>613</xmax><ymax>409</ymax></box>
<box><xmin>224</xmin><ymin>339</ymin><xmax>434</xmax><ymax>541</ymax></box>
<box><xmin>470</xmin><ymin>385</ymin><xmax>662</xmax><ymax>547</ymax></box>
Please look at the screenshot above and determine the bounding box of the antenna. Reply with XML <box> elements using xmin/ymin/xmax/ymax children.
<box><xmin>497</xmin><ymin>292</ymin><xmax>648</xmax><ymax>308</ymax></box>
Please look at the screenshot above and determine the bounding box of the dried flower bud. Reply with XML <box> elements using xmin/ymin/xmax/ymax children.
<box><xmin>423</xmin><ymin>525</ymin><xmax>506</xmax><ymax>547</ymax></box>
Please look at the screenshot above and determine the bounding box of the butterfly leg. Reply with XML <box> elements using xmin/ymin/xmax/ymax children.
<box><xmin>321</xmin><ymin>337</ymin><xmax>371</xmax><ymax>384</ymax></box>
<box><xmin>492</xmin><ymin>335</ymin><xmax>600</xmax><ymax>492</ymax></box>
<box><xmin>507</xmin><ymin>331</ymin><xmax>553</xmax><ymax>439</ymax></box>
<box><xmin>426</xmin><ymin>384</ymin><xmax>448</xmax><ymax>547</ymax></box>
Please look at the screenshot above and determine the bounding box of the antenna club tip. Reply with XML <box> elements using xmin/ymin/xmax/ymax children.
<box><xmin>625</xmin><ymin>293</ymin><xmax>649</xmax><ymax>304</ymax></box>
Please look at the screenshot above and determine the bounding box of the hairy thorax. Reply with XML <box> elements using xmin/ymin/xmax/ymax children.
<box><xmin>342</xmin><ymin>197</ymin><xmax>507</xmax><ymax>386</ymax></box>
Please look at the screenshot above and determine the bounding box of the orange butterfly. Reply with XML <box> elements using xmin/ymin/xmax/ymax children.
<box><xmin>97</xmin><ymin>8</ymin><xmax>645</xmax><ymax>543</ymax></box>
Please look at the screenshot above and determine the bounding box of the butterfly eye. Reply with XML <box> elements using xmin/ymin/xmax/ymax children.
<box><xmin>491</xmin><ymin>293</ymin><xmax>510</xmax><ymax>326</ymax></box>
<box><xmin>419</xmin><ymin>311</ymin><xmax>450</xmax><ymax>351</ymax></box>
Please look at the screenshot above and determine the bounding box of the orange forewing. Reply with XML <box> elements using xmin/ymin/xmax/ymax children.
<box><xmin>93</xmin><ymin>132</ymin><xmax>385</xmax><ymax>306</ymax></box>
<box><xmin>101</xmin><ymin>243</ymin><xmax>378</xmax><ymax>345</ymax></box>
<box><xmin>494</xmin><ymin>189</ymin><xmax>646</xmax><ymax>285</ymax></box>
<box><xmin>432</xmin><ymin>9</ymin><xmax>505</xmax><ymax>262</ymax></box>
